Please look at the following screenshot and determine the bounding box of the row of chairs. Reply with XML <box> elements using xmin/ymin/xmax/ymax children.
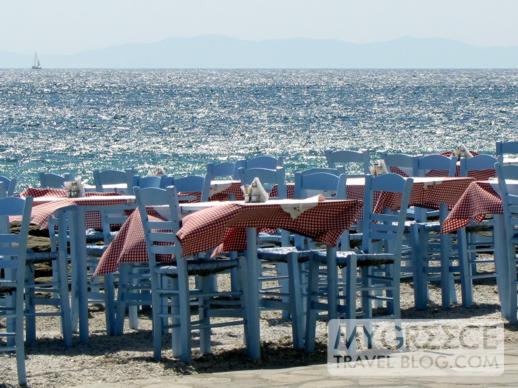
<box><xmin>2</xmin><ymin>143</ymin><xmax>517</xmax><ymax>383</ymax></box>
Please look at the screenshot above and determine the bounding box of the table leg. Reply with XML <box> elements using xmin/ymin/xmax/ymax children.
<box><xmin>245</xmin><ymin>227</ymin><xmax>260</xmax><ymax>359</ymax></box>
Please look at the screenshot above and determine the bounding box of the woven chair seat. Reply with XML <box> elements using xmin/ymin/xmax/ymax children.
<box><xmin>158</xmin><ymin>258</ymin><xmax>239</xmax><ymax>277</ymax></box>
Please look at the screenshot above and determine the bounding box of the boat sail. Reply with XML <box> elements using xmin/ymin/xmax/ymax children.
<box><xmin>32</xmin><ymin>52</ymin><xmax>42</xmax><ymax>70</ymax></box>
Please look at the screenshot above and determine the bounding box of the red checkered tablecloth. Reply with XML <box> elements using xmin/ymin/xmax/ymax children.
<box><xmin>441</xmin><ymin>181</ymin><xmax>503</xmax><ymax>233</ymax></box>
<box><xmin>29</xmin><ymin>195</ymin><xmax>134</xmax><ymax>230</ymax></box>
<box><xmin>95</xmin><ymin>199</ymin><xmax>362</xmax><ymax>275</ymax></box>
<box><xmin>345</xmin><ymin>177</ymin><xmax>473</xmax><ymax>212</ymax></box>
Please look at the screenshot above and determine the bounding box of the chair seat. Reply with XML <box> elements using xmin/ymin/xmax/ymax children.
<box><xmin>257</xmin><ymin>246</ymin><xmax>312</xmax><ymax>262</ymax></box>
<box><xmin>313</xmin><ymin>249</ymin><xmax>396</xmax><ymax>267</ymax></box>
<box><xmin>86</xmin><ymin>244</ymin><xmax>108</xmax><ymax>257</ymax></box>
<box><xmin>0</xmin><ymin>280</ymin><xmax>16</xmax><ymax>294</ymax></box>
<box><xmin>157</xmin><ymin>258</ymin><xmax>239</xmax><ymax>277</ymax></box>
<box><xmin>26</xmin><ymin>250</ymin><xmax>58</xmax><ymax>262</ymax></box>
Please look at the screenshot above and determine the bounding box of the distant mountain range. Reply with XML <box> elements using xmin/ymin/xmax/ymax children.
<box><xmin>2</xmin><ymin>36</ymin><xmax>518</xmax><ymax>68</ymax></box>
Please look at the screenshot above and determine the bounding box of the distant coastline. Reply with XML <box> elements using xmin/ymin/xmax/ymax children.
<box><xmin>2</xmin><ymin>36</ymin><xmax>518</xmax><ymax>69</ymax></box>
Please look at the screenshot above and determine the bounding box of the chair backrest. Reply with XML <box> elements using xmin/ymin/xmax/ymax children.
<box><xmin>459</xmin><ymin>154</ymin><xmax>497</xmax><ymax>179</ymax></box>
<box><xmin>39</xmin><ymin>172</ymin><xmax>73</xmax><ymax>188</ymax></box>
<box><xmin>496</xmin><ymin>141</ymin><xmax>518</xmax><ymax>162</ymax></box>
<box><xmin>0</xmin><ymin>196</ymin><xmax>32</xmax><ymax>285</ymax></box>
<box><xmin>204</xmin><ymin>162</ymin><xmax>239</xmax><ymax>200</ymax></box>
<box><xmin>298</xmin><ymin>167</ymin><xmax>342</xmax><ymax>176</ymax></box>
<box><xmin>495</xmin><ymin>163</ymin><xmax>518</xmax><ymax>245</ymax></box>
<box><xmin>134</xmin><ymin>187</ymin><xmax>182</xmax><ymax>269</ymax></box>
<box><xmin>93</xmin><ymin>169</ymin><xmax>136</xmax><ymax>193</ymax></box>
<box><xmin>206</xmin><ymin>162</ymin><xmax>238</xmax><ymax>179</ymax></box>
<box><xmin>325</xmin><ymin>149</ymin><xmax>370</xmax><ymax>176</ymax></box>
<box><xmin>414</xmin><ymin>154</ymin><xmax>456</xmax><ymax>177</ymax></box>
<box><xmin>237</xmin><ymin>155</ymin><xmax>283</xmax><ymax>170</ymax></box>
<box><xmin>362</xmin><ymin>174</ymin><xmax>413</xmax><ymax>256</ymax></box>
<box><xmin>134</xmin><ymin>175</ymin><xmax>163</xmax><ymax>190</ymax></box>
<box><xmin>0</xmin><ymin>175</ymin><xmax>16</xmax><ymax>196</ymax></box>
<box><xmin>238</xmin><ymin>167</ymin><xmax>287</xmax><ymax>199</ymax></box>
<box><xmin>294</xmin><ymin>171</ymin><xmax>347</xmax><ymax>199</ymax></box>
<box><xmin>380</xmin><ymin>152</ymin><xmax>417</xmax><ymax>177</ymax></box>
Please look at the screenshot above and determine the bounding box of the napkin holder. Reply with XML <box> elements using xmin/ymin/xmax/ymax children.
<box><xmin>64</xmin><ymin>177</ymin><xmax>85</xmax><ymax>198</ymax></box>
<box><xmin>241</xmin><ymin>177</ymin><xmax>269</xmax><ymax>203</ymax></box>
<box><xmin>369</xmin><ymin>160</ymin><xmax>388</xmax><ymax>176</ymax></box>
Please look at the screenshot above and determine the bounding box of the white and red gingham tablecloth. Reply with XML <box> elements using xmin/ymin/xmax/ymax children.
<box><xmin>441</xmin><ymin>180</ymin><xmax>503</xmax><ymax>233</ymax></box>
<box><xmin>95</xmin><ymin>199</ymin><xmax>363</xmax><ymax>275</ymax></box>
<box><xmin>20</xmin><ymin>188</ymin><xmax>130</xmax><ymax>229</ymax></box>
<box><xmin>344</xmin><ymin>176</ymin><xmax>473</xmax><ymax>212</ymax></box>
<box><xmin>95</xmin><ymin>176</ymin><xmax>473</xmax><ymax>275</ymax></box>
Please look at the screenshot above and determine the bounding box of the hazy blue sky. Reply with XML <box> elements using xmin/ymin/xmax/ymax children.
<box><xmin>2</xmin><ymin>0</ymin><xmax>518</xmax><ymax>54</ymax></box>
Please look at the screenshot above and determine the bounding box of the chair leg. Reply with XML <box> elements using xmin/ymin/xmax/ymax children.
<box><xmin>457</xmin><ymin>229</ymin><xmax>473</xmax><ymax>307</ymax></box>
<box><xmin>15</xmin><ymin>287</ymin><xmax>27</xmax><ymax>386</ymax></box>
<box><xmin>326</xmin><ymin>246</ymin><xmax>338</xmax><ymax>320</ymax></box>
<box><xmin>361</xmin><ymin>266</ymin><xmax>372</xmax><ymax>319</ymax></box>
<box><xmin>304</xmin><ymin>259</ymin><xmax>319</xmax><ymax>353</ymax></box>
<box><xmin>229</xmin><ymin>252</ymin><xmax>240</xmax><ymax>292</ymax></box>
<box><xmin>115</xmin><ymin>265</ymin><xmax>129</xmax><ymax>335</ymax></box>
<box><xmin>287</xmin><ymin>254</ymin><xmax>304</xmax><ymax>349</ymax></box>
<box><xmin>199</xmin><ymin>276</ymin><xmax>212</xmax><ymax>355</ymax></box>
<box><xmin>25</xmin><ymin>265</ymin><xmax>36</xmax><ymax>345</ymax></box>
<box><xmin>104</xmin><ymin>274</ymin><xmax>115</xmax><ymax>336</ymax></box>
<box><xmin>177</xmin><ymin>262</ymin><xmax>192</xmax><ymax>363</ymax></box>
<box><xmin>57</xmin><ymin>255</ymin><xmax>73</xmax><ymax>347</ymax></box>
<box><xmin>275</xmin><ymin>262</ymin><xmax>290</xmax><ymax>320</ymax></box>
<box><xmin>150</xmin><ymin>271</ymin><xmax>162</xmax><ymax>361</ymax></box>
<box><xmin>170</xmin><ymin>277</ymin><xmax>181</xmax><ymax>357</ymax></box>
<box><xmin>345</xmin><ymin>255</ymin><xmax>357</xmax><ymax>354</ymax></box>
<box><xmin>128</xmin><ymin>268</ymin><xmax>139</xmax><ymax>331</ymax></box>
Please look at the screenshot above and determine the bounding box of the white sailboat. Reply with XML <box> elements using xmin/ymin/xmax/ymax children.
<box><xmin>32</xmin><ymin>52</ymin><xmax>42</xmax><ymax>70</ymax></box>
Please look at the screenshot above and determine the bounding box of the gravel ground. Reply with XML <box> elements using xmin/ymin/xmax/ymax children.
<box><xmin>1</xmin><ymin>275</ymin><xmax>515</xmax><ymax>387</ymax></box>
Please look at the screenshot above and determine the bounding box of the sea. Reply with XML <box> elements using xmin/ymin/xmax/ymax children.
<box><xmin>1</xmin><ymin>69</ymin><xmax>517</xmax><ymax>187</ymax></box>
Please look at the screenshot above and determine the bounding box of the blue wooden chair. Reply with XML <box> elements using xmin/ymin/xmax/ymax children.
<box><xmin>85</xmin><ymin>204</ymin><xmax>133</xmax><ymax>335</ymax></box>
<box><xmin>237</xmin><ymin>155</ymin><xmax>283</xmax><ymax>170</ymax></box>
<box><xmin>39</xmin><ymin>172</ymin><xmax>74</xmax><ymax>188</ymax></box>
<box><xmin>460</xmin><ymin>154</ymin><xmax>497</xmax><ymax>178</ymax></box>
<box><xmin>414</xmin><ymin>154</ymin><xmax>456</xmax><ymax>177</ymax></box>
<box><xmin>496</xmin><ymin>140</ymin><xmax>518</xmax><ymax>163</ymax></box>
<box><xmin>24</xmin><ymin>210</ymin><xmax>73</xmax><ymax>347</ymax></box>
<box><xmin>134</xmin><ymin>186</ymin><xmax>247</xmax><ymax>362</ymax></box>
<box><xmin>238</xmin><ymin>167</ymin><xmax>287</xmax><ymax>199</ymax></box>
<box><xmin>380</xmin><ymin>152</ymin><xmax>417</xmax><ymax>176</ymax></box>
<box><xmin>171</xmin><ymin>175</ymin><xmax>208</xmax><ymax>201</ymax></box>
<box><xmin>411</xmin><ymin>154</ymin><xmax>464</xmax><ymax>308</ymax></box>
<box><xmin>206</xmin><ymin>161</ymin><xmax>238</xmax><ymax>179</ymax></box>
<box><xmin>0</xmin><ymin>196</ymin><xmax>32</xmax><ymax>385</ymax></box>
<box><xmin>325</xmin><ymin>149</ymin><xmax>370</xmax><ymax>176</ymax></box>
<box><xmin>93</xmin><ymin>169</ymin><xmax>136</xmax><ymax>194</ymax></box>
<box><xmin>0</xmin><ymin>176</ymin><xmax>16</xmax><ymax>197</ymax></box>
<box><xmin>305</xmin><ymin>174</ymin><xmax>413</xmax><ymax>352</ymax></box>
<box><xmin>495</xmin><ymin>163</ymin><xmax>518</xmax><ymax>322</ymax></box>
<box><xmin>203</xmin><ymin>162</ymin><xmax>238</xmax><ymax>200</ymax></box>
<box><xmin>256</xmin><ymin>171</ymin><xmax>347</xmax><ymax>348</ymax></box>
<box><xmin>458</xmin><ymin>155</ymin><xmax>498</xmax><ymax>289</ymax></box>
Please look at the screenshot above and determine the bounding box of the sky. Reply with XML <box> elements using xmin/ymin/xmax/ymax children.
<box><xmin>2</xmin><ymin>0</ymin><xmax>518</xmax><ymax>54</ymax></box>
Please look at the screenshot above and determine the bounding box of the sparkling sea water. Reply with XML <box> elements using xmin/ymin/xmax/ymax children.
<box><xmin>1</xmin><ymin>69</ymin><xmax>517</xmax><ymax>187</ymax></box>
